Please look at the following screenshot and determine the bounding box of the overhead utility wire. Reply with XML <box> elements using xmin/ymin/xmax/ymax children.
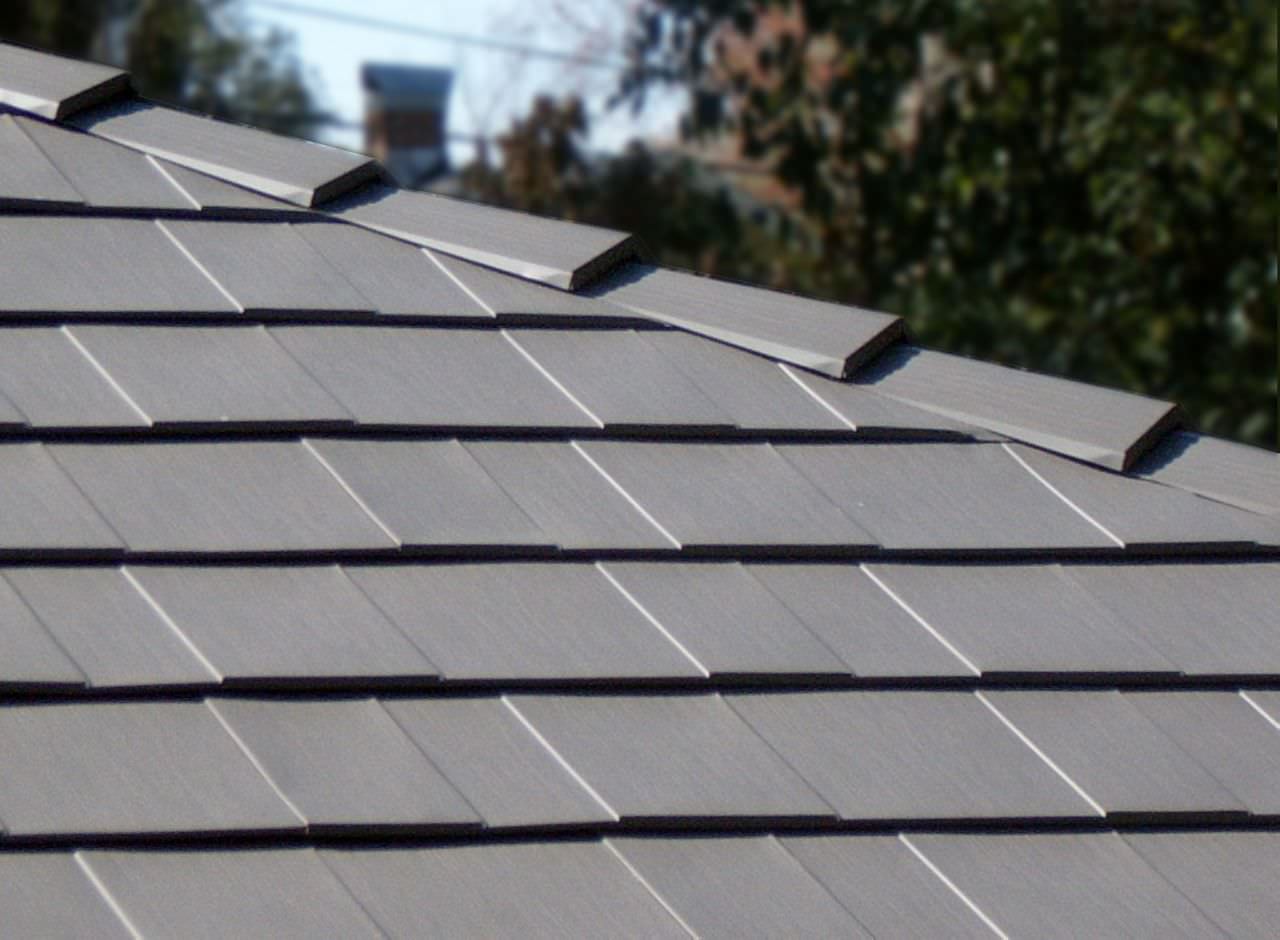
<box><xmin>250</xmin><ymin>0</ymin><xmax>629</xmax><ymax>70</ymax></box>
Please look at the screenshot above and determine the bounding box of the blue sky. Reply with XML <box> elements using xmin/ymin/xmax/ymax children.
<box><xmin>244</xmin><ymin>0</ymin><xmax>682</xmax><ymax>162</ymax></box>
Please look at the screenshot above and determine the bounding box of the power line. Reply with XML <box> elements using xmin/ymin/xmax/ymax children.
<box><xmin>249</xmin><ymin>0</ymin><xmax>628</xmax><ymax>70</ymax></box>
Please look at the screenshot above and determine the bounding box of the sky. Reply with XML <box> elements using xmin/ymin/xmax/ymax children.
<box><xmin>243</xmin><ymin>0</ymin><xmax>684</xmax><ymax>163</ymax></box>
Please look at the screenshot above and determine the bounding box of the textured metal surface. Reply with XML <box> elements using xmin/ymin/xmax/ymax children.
<box><xmin>130</xmin><ymin>565</ymin><xmax>436</xmax><ymax>682</ymax></box>
<box><xmin>986</xmin><ymin>690</ymin><xmax>1246</xmax><ymax>815</ymax></box>
<box><xmin>329</xmin><ymin>184</ymin><xmax>637</xmax><ymax>290</ymax></box>
<box><xmin>509</xmin><ymin>694</ymin><xmax>834</xmax><ymax>819</ymax></box>
<box><xmin>612</xmin><ymin>836</ymin><xmax>871</xmax><ymax>939</ymax></box>
<box><xmin>0</xmin><ymin>574</ymin><xmax>85</xmax><ymax>687</ymax></box>
<box><xmin>70</xmin><ymin>325</ymin><xmax>351</xmax><ymax>425</ymax></box>
<box><xmin>864</xmin><ymin>563</ymin><xmax>1174</xmax><ymax>675</ymax></box>
<box><xmin>306</xmin><ymin>439</ymin><xmax>549</xmax><ymax>548</ymax></box>
<box><xmin>0</xmin><ymin>701</ymin><xmax>300</xmax><ymax>836</ymax></box>
<box><xmin>0</xmin><ymin>328</ymin><xmax>145</xmax><ymax>427</ymax></box>
<box><xmin>790</xmin><ymin>366</ymin><xmax>984</xmax><ymax>435</ymax></box>
<box><xmin>512</xmin><ymin>330</ymin><xmax>732</xmax><ymax>428</ymax></box>
<box><xmin>0</xmin><ymin>114</ymin><xmax>84</xmax><ymax>207</ymax></box>
<box><xmin>747</xmin><ymin>564</ymin><xmax>973</xmax><ymax>677</ymax></box>
<box><xmin>50</xmin><ymin>442</ymin><xmax>395</xmax><ymax>553</ymax></box>
<box><xmin>594</xmin><ymin>263</ymin><xmax>903</xmax><ymax>377</ymax></box>
<box><xmin>0</xmin><ymin>444</ymin><xmax>123</xmax><ymax>552</ymax></box>
<box><xmin>83</xmin><ymin>849</ymin><xmax>383</xmax><ymax>940</ymax></box>
<box><xmin>579</xmin><ymin>441</ymin><xmax>873</xmax><ymax>548</ymax></box>
<box><xmin>911</xmin><ymin>833</ymin><xmax>1227</xmax><ymax>940</ymax></box>
<box><xmin>347</xmin><ymin>564</ymin><xmax>700</xmax><ymax>680</ymax></box>
<box><xmin>783</xmin><ymin>835</ymin><xmax>996</xmax><ymax>940</ymax></box>
<box><xmin>208</xmin><ymin>698</ymin><xmax>480</xmax><ymax>828</ymax></box>
<box><xmin>600</xmin><ymin>562</ymin><xmax>848</xmax><ymax>675</ymax></box>
<box><xmin>157</xmin><ymin>159</ymin><xmax>299</xmax><ymax>211</ymax></box>
<box><xmin>3</xmin><ymin>567</ymin><xmax>215</xmax><ymax>687</ymax></box>
<box><xmin>0</xmin><ymin>852</ymin><xmax>132</xmax><ymax>939</ymax></box>
<box><xmin>464</xmin><ymin>441</ymin><xmax>674</xmax><ymax>549</ymax></box>
<box><xmin>431</xmin><ymin>250</ymin><xmax>635</xmax><ymax>317</ymax></box>
<box><xmin>160</xmin><ymin>221</ymin><xmax>373</xmax><ymax>314</ymax></box>
<box><xmin>383</xmin><ymin>697</ymin><xmax>615</xmax><ymax>827</ymax></box>
<box><xmin>857</xmin><ymin>345</ymin><xmax>1177</xmax><ymax>470</ymax></box>
<box><xmin>0</xmin><ymin>42</ymin><xmax>128</xmax><ymax>119</ymax></box>
<box><xmin>273</xmin><ymin>326</ymin><xmax>590</xmax><ymax>427</ymax></box>
<box><xmin>780</xmin><ymin>442</ymin><xmax>1116</xmax><ymax>550</ymax></box>
<box><xmin>73</xmin><ymin>98</ymin><xmax>378</xmax><ymax>206</ymax></box>
<box><xmin>0</xmin><ymin>217</ymin><xmax>238</xmax><ymax>315</ymax></box>
<box><xmin>1135</xmin><ymin>430</ymin><xmax>1280</xmax><ymax>516</ymax></box>
<box><xmin>322</xmin><ymin>842</ymin><xmax>690</xmax><ymax>939</ymax></box>
<box><xmin>730</xmin><ymin>692</ymin><xmax>1093</xmax><ymax>819</ymax></box>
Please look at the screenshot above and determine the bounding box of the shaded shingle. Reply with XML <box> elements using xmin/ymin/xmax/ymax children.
<box><xmin>1135</xmin><ymin>430</ymin><xmax>1280</xmax><ymax>516</ymax></box>
<box><xmin>0</xmin><ymin>42</ymin><xmax>129</xmax><ymax>120</ymax></box>
<box><xmin>0</xmin><ymin>853</ymin><xmax>131</xmax><ymax>938</ymax></box>
<box><xmin>431</xmin><ymin>250</ymin><xmax>636</xmax><ymax>318</ymax></box>
<box><xmin>0</xmin><ymin>328</ymin><xmax>146</xmax><ymax>427</ymax></box>
<box><xmin>788</xmin><ymin>365</ymin><xmax>987</xmax><ymax>435</ymax></box>
<box><xmin>0</xmin><ymin>114</ymin><xmax>84</xmax><ymax>207</ymax></box>
<box><xmin>0</xmin><ymin>444</ymin><xmax>123</xmax><ymax>553</ymax></box>
<box><xmin>0</xmin><ymin>574</ymin><xmax>85</xmax><ymax>687</ymax></box>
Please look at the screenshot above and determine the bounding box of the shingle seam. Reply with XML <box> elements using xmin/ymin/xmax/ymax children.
<box><xmin>119</xmin><ymin>566</ymin><xmax>223</xmax><ymax>682</ymax></box>
<box><xmin>312</xmin><ymin>851</ymin><xmax>396</xmax><ymax>940</ymax></box>
<box><xmin>298</xmin><ymin>439</ymin><xmax>403</xmax><ymax>546</ymax></box>
<box><xmin>602</xmin><ymin>839</ymin><xmax>702</xmax><ymax>939</ymax></box>
<box><xmin>500</xmin><ymin>332</ymin><xmax>605</xmax><ymax>428</ymax></box>
<box><xmin>145</xmin><ymin>154</ymin><xmax>204</xmax><ymax>210</ymax></box>
<box><xmin>203</xmin><ymin>700</ymin><xmax>309</xmax><ymax>827</ymax></box>
<box><xmin>777</xmin><ymin>363</ymin><xmax>859</xmax><ymax>431</ymax></box>
<box><xmin>594</xmin><ymin>562</ymin><xmax>711</xmax><ymax>677</ymax></box>
<box><xmin>72</xmin><ymin>852</ymin><xmax>144</xmax><ymax>940</ymax></box>
<box><xmin>972</xmin><ymin>691</ymin><xmax>1107</xmax><ymax>817</ymax></box>
<box><xmin>896</xmin><ymin>834</ymin><xmax>1010</xmax><ymax>940</ymax></box>
<box><xmin>334</xmin><ymin>565</ymin><xmax>445</xmax><ymax>676</ymax></box>
<box><xmin>59</xmin><ymin>327</ymin><xmax>153</xmax><ymax>424</ymax></box>
<box><xmin>0</xmin><ymin>570</ymin><xmax>90</xmax><ymax>686</ymax></box>
<box><xmin>421</xmin><ymin>246</ymin><xmax>496</xmax><ymax>315</ymax></box>
<box><xmin>10</xmin><ymin>114</ymin><xmax>85</xmax><ymax>201</ymax></box>
<box><xmin>1001</xmin><ymin>442</ymin><xmax>1126</xmax><ymax>547</ymax></box>
<box><xmin>40</xmin><ymin>444</ymin><xmax>132</xmax><ymax>550</ymax></box>
<box><xmin>569</xmin><ymin>441</ymin><xmax>683</xmax><ymax>548</ymax></box>
<box><xmin>1239</xmin><ymin>692</ymin><xmax>1280</xmax><ymax>731</ymax></box>
<box><xmin>859</xmin><ymin>565</ymin><xmax>981</xmax><ymax>676</ymax></box>
<box><xmin>499</xmin><ymin>697</ymin><xmax>620</xmax><ymax>821</ymax></box>
<box><xmin>372</xmin><ymin>698</ymin><xmax>488</xmax><ymax>823</ymax></box>
<box><xmin>770</xmin><ymin>835</ymin><xmax>881</xmax><ymax>937</ymax></box>
<box><xmin>1116</xmin><ymin>833</ymin><xmax>1238</xmax><ymax>940</ymax></box>
<box><xmin>152</xmin><ymin>219</ymin><xmax>245</xmax><ymax>312</ymax></box>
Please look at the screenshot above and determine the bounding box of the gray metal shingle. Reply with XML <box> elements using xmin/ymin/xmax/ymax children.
<box><xmin>272</xmin><ymin>326</ymin><xmax>590</xmax><ymax>428</ymax></box>
<box><xmin>599</xmin><ymin>562</ymin><xmax>848</xmax><ymax>675</ymax></box>
<box><xmin>0</xmin><ymin>217</ymin><xmax>238</xmax><ymax>315</ymax></box>
<box><xmin>157</xmin><ymin>159</ymin><xmax>300</xmax><ymax>212</ymax></box>
<box><xmin>1135</xmin><ymin>430</ymin><xmax>1280</xmax><ymax>515</ymax></box>
<box><xmin>782</xmin><ymin>835</ymin><xmax>996</xmax><ymax>940</ymax></box>
<box><xmin>69</xmin><ymin>325</ymin><xmax>352</xmax><ymax>425</ymax></box>
<box><xmin>3</xmin><ymin>567</ymin><xmax>216</xmax><ymax>687</ymax></box>
<box><xmin>322</xmin><ymin>843</ymin><xmax>690</xmax><ymax>939</ymax></box>
<box><xmin>578</xmin><ymin>441</ymin><xmax>873</xmax><ymax>549</ymax></box>
<box><xmin>728</xmin><ymin>692</ymin><xmax>1093</xmax><ymax>820</ymax></box>
<box><xmin>780</xmin><ymin>443</ymin><xmax>1116</xmax><ymax>550</ymax></box>
<box><xmin>1125</xmin><ymin>691</ymin><xmax>1280</xmax><ymax>815</ymax></box>
<box><xmin>611</xmin><ymin>836</ymin><xmax>872</xmax><ymax>939</ymax></box>
<box><xmin>1063</xmin><ymin>562</ymin><xmax>1280</xmax><ymax>675</ymax></box>
<box><xmin>0</xmin><ymin>328</ymin><xmax>146</xmax><ymax>427</ymax></box>
<box><xmin>382</xmin><ymin>697</ymin><xmax>615</xmax><ymax>827</ymax></box>
<box><xmin>159</xmin><ymin>221</ymin><xmax>373</xmax><ymax>314</ymax></box>
<box><xmin>0</xmin><ymin>574</ymin><xmax>85</xmax><ymax>687</ymax></box>
<box><xmin>985</xmin><ymin>690</ymin><xmax>1246</xmax><ymax>815</ymax></box>
<box><xmin>463</xmin><ymin>441</ymin><xmax>674</xmax><ymax>549</ymax></box>
<box><xmin>863</xmin><ymin>563</ymin><xmax>1175</xmax><ymax>675</ymax></box>
<box><xmin>0</xmin><ymin>444</ymin><xmax>123</xmax><ymax>553</ymax></box>
<box><xmin>329</xmin><ymin>184</ymin><xmax>638</xmax><ymax>290</ymax></box>
<box><xmin>73</xmin><ymin>99</ymin><xmax>379</xmax><ymax>206</ymax></box>
<box><xmin>856</xmin><ymin>345</ymin><xmax>1177</xmax><ymax>470</ymax></box>
<box><xmin>910</xmin><ymin>833</ymin><xmax>1227</xmax><ymax>940</ymax></box>
<box><xmin>510</xmin><ymin>330</ymin><xmax>732</xmax><ymax>428</ymax></box>
<box><xmin>293</xmin><ymin>223</ymin><xmax>492</xmax><ymax>317</ymax></box>
<box><xmin>306</xmin><ymin>439</ymin><xmax>548</xmax><ymax>549</ymax></box>
<box><xmin>0</xmin><ymin>43</ymin><xmax>129</xmax><ymax>120</ymax></box>
<box><xmin>208</xmin><ymin>698</ymin><xmax>480</xmax><ymax>829</ymax></box>
<box><xmin>789</xmin><ymin>366</ymin><xmax>987</xmax><ymax>435</ymax></box>
<box><xmin>347</xmin><ymin>564</ymin><xmax>700</xmax><ymax>680</ymax></box>
<box><xmin>127</xmin><ymin>565</ymin><xmax>436</xmax><ymax>682</ymax></box>
<box><xmin>431</xmin><ymin>250</ymin><xmax>635</xmax><ymax>318</ymax></box>
<box><xmin>83</xmin><ymin>849</ymin><xmax>384</xmax><ymax>940</ymax></box>
<box><xmin>0</xmin><ymin>114</ymin><xmax>83</xmax><ymax>207</ymax></box>
<box><xmin>1124</xmin><ymin>832</ymin><xmax>1280</xmax><ymax>939</ymax></box>
<box><xmin>747</xmin><ymin>564</ymin><xmax>973</xmax><ymax>677</ymax></box>
<box><xmin>0</xmin><ymin>701</ymin><xmax>300</xmax><ymax>836</ymax></box>
<box><xmin>593</xmin><ymin>263</ymin><xmax>903</xmax><ymax>377</ymax></box>
<box><xmin>508</xmin><ymin>694</ymin><xmax>834</xmax><ymax>819</ymax></box>
<box><xmin>1246</xmin><ymin>690</ymin><xmax>1280</xmax><ymax>724</ymax></box>
<box><xmin>0</xmin><ymin>853</ymin><xmax>132</xmax><ymax>939</ymax></box>
<box><xmin>50</xmin><ymin>442</ymin><xmax>395</xmax><ymax>553</ymax></box>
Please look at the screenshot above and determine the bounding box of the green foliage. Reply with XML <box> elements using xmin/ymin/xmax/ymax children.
<box><xmin>1</xmin><ymin>0</ymin><xmax>322</xmax><ymax>137</ymax></box>
<box><xmin>613</xmin><ymin>0</ymin><xmax>1277</xmax><ymax>445</ymax></box>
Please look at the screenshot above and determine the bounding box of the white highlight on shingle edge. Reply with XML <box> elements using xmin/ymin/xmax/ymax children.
<box><xmin>1239</xmin><ymin>691</ymin><xmax>1280</xmax><ymax>731</ymax></box>
<box><xmin>422</xmin><ymin>246</ymin><xmax>496</xmax><ymax>315</ymax></box>
<box><xmin>153</xmin><ymin>219</ymin><xmax>245</xmax><ymax>312</ymax></box>
<box><xmin>596</xmin><ymin>563</ymin><xmax>710</xmax><ymax>677</ymax></box>
<box><xmin>299</xmin><ymin>439</ymin><xmax>403</xmax><ymax>546</ymax></box>
<box><xmin>860</xmin><ymin>565</ymin><xmax>982</xmax><ymax>676</ymax></box>
<box><xmin>60</xmin><ymin>326</ymin><xmax>153</xmax><ymax>425</ymax></box>
<box><xmin>602</xmin><ymin>840</ymin><xmax>702</xmax><ymax>939</ymax></box>
<box><xmin>501</xmin><ymin>331</ymin><xmax>605</xmax><ymax>428</ymax></box>
<box><xmin>1001</xmin><ymin>443</ymin><xmax>1125</xmax><ymax>547</ymax></box>
<box><xmin>569</xmin><ymin>441</ymin><xmax>682</xmax><ymax>548</ymax></box>
<box><xmin>896</xmin><ymin>835</ymin><xmax>1009</xmax><ymax>940</ymax></box>
<box><xmin>973</xmin><ymin>691</ymin><xmax>1107</xmax><ymax>817</ymax></box>
<box><xmin>120</xmin><ymin>567</ymin><xmax>222</xmax><ymax>682</ymax></box>
<box><xmin>73</xmin><ymin>853</ymin><xmax>145</xmax><ymax>940</ymax></box>
<box><xmin>777</xmin><ymin>363</ymin><xmax>858</xmax><ymax>431</ymax></box>
<box><xmin>499</xmin><ymin>697</ymin><xmax>620</xmax><ymax>821</ymax></box>
<box><xmin>204</xmin><ymin>701</ymin><xmax>310</xmax><ymax>827</ymax></box>
<box><xmin>146</xmin><ymin>154</ymin><xmax>203</xmax><ymax>210</ymax></box>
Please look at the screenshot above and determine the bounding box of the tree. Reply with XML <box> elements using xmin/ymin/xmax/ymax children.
<box><xmin>609</xmin><ymin>0</ymin><xmax>1276</xmax><ymax>446</ymax></box>
<box><xmin>1</xmin><ymin>0</ymin><xmax>322</xmax><ymax>137</ymax></box>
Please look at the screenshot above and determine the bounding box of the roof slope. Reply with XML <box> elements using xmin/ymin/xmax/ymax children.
<box><xmin>1</xmin><ymin>41</ymin><xmax>1277</xmax><ymax>938</ymax></box>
